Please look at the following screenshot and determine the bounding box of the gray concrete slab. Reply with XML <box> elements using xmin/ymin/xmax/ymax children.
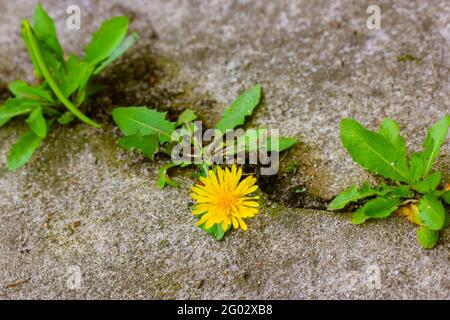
<box><xmin>0</xmin><ymin>0</ymin><xmax>449</xmax><ymax>299</ymax></box>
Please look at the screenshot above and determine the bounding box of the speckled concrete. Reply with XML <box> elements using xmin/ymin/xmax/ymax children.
<box><xmin>0</xmin><ymin>0</ymin><xmax>449</xmax><ymax>299</ymax></box>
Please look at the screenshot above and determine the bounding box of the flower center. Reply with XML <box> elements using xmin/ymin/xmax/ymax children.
<box><xmin>217</xmin><ymin>192</ymin><xmax>238</xmax><ymax>215</ymax></box>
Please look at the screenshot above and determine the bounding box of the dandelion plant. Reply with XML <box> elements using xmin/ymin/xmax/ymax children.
<box><xmin>0</xmin><ymin>3</ymin><xmax>138</xmax><ymax>170</ymax></box>
<box><xmin>112</xmin><ymin>84</ymin><xmax>297</xmax><ymax>188</ymax></box>
<box><xmin>329</xmin><ymin>115</ymin><xmax>450</xmax><ymax>249</ymax></box>
<box><xmin>112</xmin><ymin>84</ymin><xmax>297</xmax><ymax>239</ymax></box>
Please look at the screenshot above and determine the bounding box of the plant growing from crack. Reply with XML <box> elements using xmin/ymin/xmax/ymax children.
<box><xmin>329</xmin><ymin>115</ymin><xmax>450</xmax><ymax>249</ymax></box>
<box><xmin>0</xmin><ymin>3</ymin><xmax>138</xmax><ymax>170</ymax></box>
<box><xmin>112</xmin><ymin>84</ymin><xmax>297</xmax><ymax>239</ymax></box>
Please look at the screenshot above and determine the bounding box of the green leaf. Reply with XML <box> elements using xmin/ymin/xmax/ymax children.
<box><xmin>40</xmin><ymin>47</ymin><xmax>65</xmax><ymax>83</ymax></box>
<box><xmin>340</xmin><ymin>118</ymin><xmax>411</xmax><ymax>183</ymax></box>
<box><xmin>267</xmin><ymin>136</ymin><xmax>297</xmax><ymax>152</ymax></box>
<box><xmin>198</xmin><ymin>221</ymin><xmax>227</xmax><ymax>241</ymax></box>
<box><xmin>418</xmin><ymin>193</ymin><xmax>446</xmax><ymax>230</ymax></box>
<box><xmin>59</xmin><ymin>55</ymin><xmax>92</xmax><ymax>98</ymax></box>
<box><xmin>21</xmin><ymin>20</ymin><xmax>100</xmax><ymax>128</ymax></box>
<box><xmin>112</xmin><ymin>107</ymin><xmax>175</xmax><ymax>143</ymax></box>
<box><xmin>176</xmin><ymin>109</ymin><xmax>198</xmax><ymax>126</ymax></box>
<box><xmin>21</xmin><ymin>20</ymin><xmax>42</xmax><ymax>78</ymax></box>
<box><xmin>445</xmin><ymin>212</ymin><xmax>450</xmax><ymax>228</ymax></box>
<box><xmin>351</xmin><ymin>210</ymin><xmax>370</xmax><ymax>224</ymax></box>
<box><xmin>57</xmin><ymin>111</ymin><xmax>76</xmax><ymax>125</ymax></box>
<box><xmin>26</xmin><ymin>106</ymin><xmax>47</xmax><ymax>138</ymax></box>
<box><xmin>413</xmin><ymin>171</ymin><xmax>441</xmax><ymax>193</ymax></box>
<box><xmin>0</xmin><ymin>106</ymin><xmax>9</xmax><ymax>127</ymax></box>
<box><xmin>29</xmin><ymin>5</ymin><xmax>65</xmax><ymax>83</ymax></box>
<box><xmin>225</xmin><ymin>129</ymin><xmax>296</xmax><ymax>155</ymax></box>
<box><xmin>330</xmin><ymin>182</ymin><xmax>403</xmax><ymax>211</ymax></box>
<box><xmin>215</xmin><ymin>84</ymin><xmax>261</xmax><ymax>133</ymax></box>
<box><xmin>40</xmin><ymin>105</ymin><xmax>60</xmax><ymax>117</ymax></box>
<box><xmin>157</xmin><ymin>163</ymin><xmax>179</xmax><ymax>189</ymax></box>
<box><xmin>419</xmin><ymin>115</ymin><xmax>450</xmax><ymax>178</ymax></box>
<box><xmin>118</xmin><ymin>134</ymin><xmax>158</xmax><ymax>159</ymax></box>
<box><xmin>409</xmin><ymin>152</ymin><xmax>425</xmax><ymax>183</ymax></box>
<box><xmin>0</xmin><ymin>98</ymin><xmax>40</xmax><ymax>125</ymax></box>
<box><xmin>388</xmin><ymin>185</ymin><xmax>413</xmax><ymax>198</ymax></box>
<box><xmin>416</xmin><ymin>226</ymin><xmax>439</xmax><ymax>249</ymax></box>
<box><xmin>329</xmin><ymin>181</ymin><xmax>384</xmax><ymax>210</ymax></box>
<box><xmin>379</xmin><ymin>118</ymin><xmax>407</xmax><ymax>158</ymax></box>
<box><xmin>5</xmin><ymin>97</ymin><xmax>47</xmax><ymax>109</ymax></box>
<box><xmin>8</xmin><ymin>80</ymin><xmax>54</xmax><ymax>102</ymax></box>
<box><xmin>84</xmin><ymin>16</ymin><xmax>129</xmax><ymax>66</ymax></box>
<box><xmin>7</xmin><ymin>131</ymin><xmax>43</xmax><ymax>171</ymax></box>
<box><xmin>33</xmin><ymin>3</ymin><xmax>64</xmax><ymax>63</ymax></box>
<box><xmin>441</xmin><ymin>190</ymin><xmax>450</xmax><ymax>205</ymax></box>
<box><xmin>351</xmin><ymin>196</ymin><xmax>400</xmax><ymax>224</ymax></box>
<box><xmin>93</xmin><ymin>32</ymin><xmax>139</xmax><ymax>75</ymax></box>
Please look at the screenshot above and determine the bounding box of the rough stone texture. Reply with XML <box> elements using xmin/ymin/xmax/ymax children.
<box><xmin>0</xmin><ymin>0</ymin><xmax>449</xmax><ymax>299</ymax></box>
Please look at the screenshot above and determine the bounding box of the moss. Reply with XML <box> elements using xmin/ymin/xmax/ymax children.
<box><xmin>154</xmin><ymin>271</ymin><xmax>183</xmax><ymax>299</ymax></box>
<box><xmin>397</xmin><ymin>54</ymin><xmax>421</xmax><ymax>64</ymax></box>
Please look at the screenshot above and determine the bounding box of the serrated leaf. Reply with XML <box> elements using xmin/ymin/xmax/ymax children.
<box><xmin>413</xmin><ymin>171</ymin><xmax>441</xmax><ymax>193</ymax></box>
<box><xmin>416</xmin><ymin>226</ymin><xmax>439</xmax><ymax>249</ymax></box>
<box><xmin>329</xmin><ymin>181</ymin><xmax>383</xmax><ymax>210</ymax></box>
<box><xmin>419</xmin><ymin>115</ymin><xmax>450</xmax><ymax>178</ymax></box>
<box><xmin>176</xmin><ymin>109</ymin><xmax>198</xmax><ymax>126</ymax></box>
<box><xmin>418</xmin><ymin>193</ymin><xmax>445</xmax><ymax>230</ymax></box>
<box><xmin>0</xmin><ymin>98</ymin><xmax>40</xmax><ymax>125</ymax></box>
<box><xmin>7</xmin><ymin>131</ymin><xmax>43</xmax><ymax>171</ymax></box>
<box><xmin>118</xmin><ymin>134</ymin><xmax>158</xmax><ymax>159</ymax></box>
<box><xmin>157</xmin><ymin>162</ymin><xmax>179</xmax><ymax>189</ymax></box>
<box><xmin>112</xmin><ymin>107</ymin><xmax>175</xmax><ymax>143</ymax></box>
<box><xmin>93</xmin><ymin>32</ymin><xmax>139</xmax><ymax>75</ymax></box>
<box><xmin>215</xmin><ymin>84</ymin><xmax>261</xmax><ymax>133</ymax></box>
<box><xmin>379</xmin><ymin>118</ymin><xmax>407</xmax><ymax>158</ymax></box>
<box><xmin>340</xmin><ymin>118</ymin><xmax>411</xmax><ymax>183</ymax></box>
<box><xmin>351</xmin><ymin>196</ymin><xmax>400</xmax><ymax>224</ymax></box>
<box><xmin>33</xmin><ymin>3</ymin><xmax>64</xmax><ymax>63</ymax></box>
<box><xmin>60</xmin><ymin>55</ymin><xmax>92</xmax><ymax>98</ymax></box>
<box><xmin>5</xmin><ymin>97</ymin><xmax>48</xmax><ymax>109</ymax></box>
<box><xmin>26</xmin><ymin>106</ymin><xmax>47</xmax><ymax>138</ymax></box>
<box><xmin>8</xmin><ymin>80</ymin><xmax>54</xmax><ymax>102</ymax></box>
<box><xmin>224</xmin><ymin>129</ymin><xmax>296</xmax><ymax>155</ymax></box>
<box><xmin>84</xmin><ymin>16</ymin><xmax>129</xmax><ymax>66</ymax></box>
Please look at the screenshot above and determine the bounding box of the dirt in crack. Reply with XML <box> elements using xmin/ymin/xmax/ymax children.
<box><xmin>85</xmin><ymin>45</ymin><xmax>221</xmax><ymax>128</ymax></box>
<box><xmin>249</xmin><ymin>143</ymin><xmax>332</xmax><ymax>210</ymax></box>
<box><xmin>258</xmin><ymin>173</ymin><xmax>329</xmax><ymax>210</ymax></box>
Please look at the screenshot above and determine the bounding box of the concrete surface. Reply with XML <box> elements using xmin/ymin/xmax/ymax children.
<box><xmin>0</xmin><ymin>0</ymin><xmax>449</xmax><ymax>299</ymax></box>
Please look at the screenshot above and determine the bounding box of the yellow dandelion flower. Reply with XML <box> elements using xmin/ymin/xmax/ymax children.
<box><xmin>190</xmin><ymin>164</ymin><xmax>259</xmax><ymax>232</ymax></box>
